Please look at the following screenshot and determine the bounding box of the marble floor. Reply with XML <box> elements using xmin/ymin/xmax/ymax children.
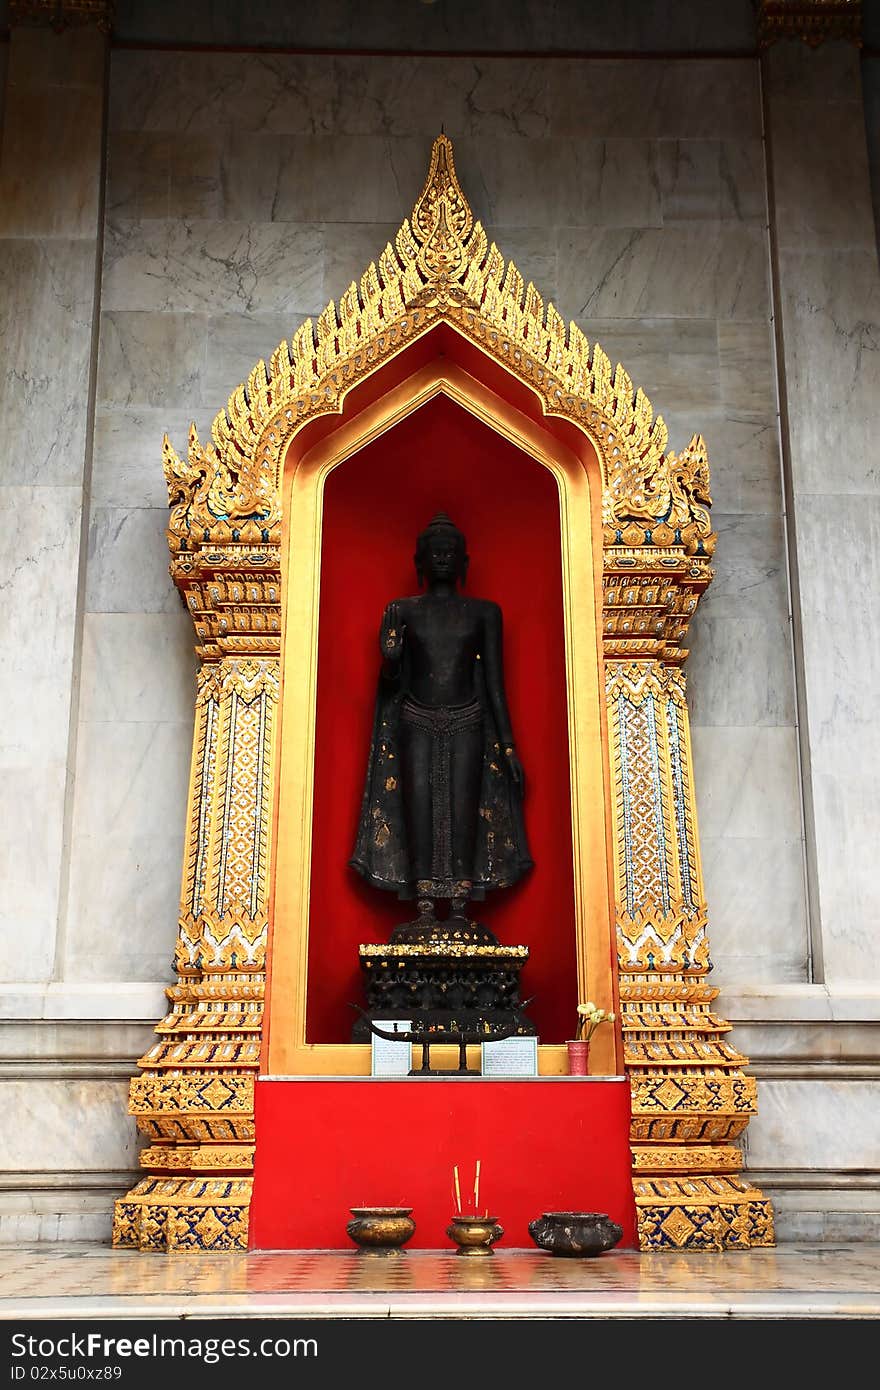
<box><xmin>0</xmin><ymin>1242</ymin><xmax>878</xmax><ymax>1320</ymax></box>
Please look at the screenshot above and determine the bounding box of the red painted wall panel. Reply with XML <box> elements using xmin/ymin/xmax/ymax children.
<box><xmin>307</xmin><ymin>394</ymin><xmax>577</xmax><ymax>1045</ymax></box>
<box><xmin>250</xmin><ymin>1076</ymin><xmax>637</xmax><ymax>1251</ymax></box>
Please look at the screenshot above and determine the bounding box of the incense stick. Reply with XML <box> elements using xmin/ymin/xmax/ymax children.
<box><xmin>474</xmin><ymin>1159</ymin><xmax>480</xmax><ymax>1213</ymax></box>
<box><xmin>453</xmin><ymin>1165</ymin><xmax>462</xmax><ymax>1214</ymax></box>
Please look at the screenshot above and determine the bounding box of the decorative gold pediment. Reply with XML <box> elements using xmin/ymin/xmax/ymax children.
<box><xmin>163</xmin><ymin>134</ymin><xmax>714</xmax><ymax>563</ymax></box>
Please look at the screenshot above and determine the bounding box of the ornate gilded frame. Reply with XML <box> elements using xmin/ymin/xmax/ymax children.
<box><xmin>113</xmin><ymin>135</ymin><xmax>774</xmax><ymax>1254</ymax></box>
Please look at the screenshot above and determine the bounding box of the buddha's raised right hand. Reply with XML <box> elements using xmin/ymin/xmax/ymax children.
<box><xmin>380</xmin><ymin>601</ymin><xmax>405</xmax><ymax>664</ymax></box>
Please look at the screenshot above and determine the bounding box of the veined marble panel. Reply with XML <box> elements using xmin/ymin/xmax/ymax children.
<box><xmin>106</xmin><ymin>131</ymin><xmax>173</xmax><ymax>221</ymax></box>
<box><xmin>0</xmin><ymin>984</ymin><xmax>169</xmax><ymax>1022</ymax></box>
<box><xmin>770</xmin><ymin>103</ymin><xmax>877</xmax><ymax>254</ymax></box>
<box><xmin>107</xmin><ymin>128</ymin><xmax>333</xmax><ymax>224</ymax></box>
<box><xmin>321</xmin><ymin>221</ymin><xmax>398</xmax><ymax>305</ymax></box>
<box><xmin>0</xmin><ymin>239</ymin><xmax>97</xmax><ymax>485</ymax></box>
<box><xmin>0</xmin><ymin>1080</ymin><xmax>138</xmax><ymax>1171</ymax></box>
<box><xmin>85</xmin><ymin>507</ymin><xmax>180</xmax><ymax>614</ymax></box>
<box><xmin>662</xmin><ymin>408</ymin><xmax>783</xmax><ymax>516</ymax></box>
<box><xmin>108</xmin><ymin>52</ymin><xmax>554</xmax><ymax>141</ymax></box>
<box><xmin>689</xmin><ymin>725</ymin><xmax>803</xmax><ymax>842</ymax></box>
<box><xmin>741</xmin><ymin>1080</ymin><xmax>880</xmax><ymax>1170</ymax></box>
<box><xmin>692</xmin><ymin>513</ymin><xmax>790</xmax><ymax>621</ymax></box>
<box><xmin>272</xmin><ymin>135</ymin><xmax>428</xmax><ymax>224</ymax></box>
<box><xmin>701</xmin><ymin>833</ymin><xmax>808</xmax><ymax>986</ymax></box>
<box><xmin>0</xmin><ymin>1017</ymin><xmax>157</xmax><ymax>1064</ymax></box>
<box><xmin>764</xmin><ymin>36</ymin><xmax>868</xmax><ymax>108</ymax></box>
<box><xmin>0</xmin><ymin>486</ymin><xmax>82</xmax><ymax>768</ymax></box>
<box><xmin>96</xmin><ymin>311</ymin><xmax>206</xmax><ymax>409</ymax></box>
<box><xmin>545</xmin><ymin>59</ymin><xmax>761</xmax><ymax>140</ymax></box>
<box><xmin>793</xmin><ymin>496</ymin><xmax>880</xmax><ymax>980</ymax></box>
<box><xmin>721</xmin><ymin>984</ymin><xmax>880</xmax><ymax>1024</ymax></box>
<box><xmin>9</xmin><ymin>26</ymin><xmax>105</xmax><ymax>92</ymax></box>
<box><xmin>0</xmin><ymin>765</ymin><xmax>66</xmax><ymax>984</ymax></box>
<box><xmin>686</xmin><ymin>613</ymin><xmax>796</xmax><ymax>727</ymax></box>
<box><xmin>107</xmin><ymin>52</ymin><xmax>760</xmax><ymax>143</ymax></box>
<box><xmin>64</xmin><ymin>719</ymin><xmax>191</xmax><ymax>982</ymax></box>
<box><xmin>557</xmin><ymin>223</ymin><xmax>768</xmax><ymax>319</ymax></box>
<box><xmin>102</xmin><ymin>219</ymin><xmax>325</xmax><ymax>315</ymax></box>
<box><xmin>461</xmin><ymin>137</ymin><xmax>662</xmax><ymax>229</ymax></box>
<box><xmin>778</xmin><ymin>250</ymin><xmax>880</xmax><ymax>496</ymax></box>
<box><xmin>728</xmin><ymin>1017</ymin><xmax>880</xmax><ymax>1064</ymax></box>
<box><xmin>202</xmin><ymin>312</ymin><xmax>307</xmax><ymax>408</ymax></box>
<box><xmin>717</xmin><ymin>320</ymin><xmax>777</xmax><ymax>417</ymax></box>
<box><xmin>79</xmin><ymin>612</ymin><xmax>195</xmax><ymax>727</ymax></box>
<box><xmin>657</xmin><ymin>139</ymin><xmax>765</xmax><ymax>224</ymax></box>
<box><xmin>772</xmin><ymin>1204</ymin><xmax>880</xmax><ymax>1244</ymax></box>
<box><xmin>90</xmin><ymin>405</ymin><xmax>201</xmax><ymax>510</ymax></box>
<box><xmin>794</xmin><ymin>498</ymin><xmax>880</xmax><ymax>735</ymax></box>
<box><xmin>0</xmin><ymin>86</ymin><xmax>102</xmax><ymax>239</ymax></box>
<box><xmin>573</xmin><ymin>318</ymin><xmax>720</xmax><ymax>415</ymax></box>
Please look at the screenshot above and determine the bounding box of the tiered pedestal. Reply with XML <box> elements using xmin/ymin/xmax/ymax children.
<box><xmin>353</xmin><ymin>936</ymin><xmax>536</xmax><ymax>1043</ymax></box>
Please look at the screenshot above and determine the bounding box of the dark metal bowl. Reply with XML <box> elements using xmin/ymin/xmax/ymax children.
<box><xmin>528</xmin><ymin>1211</ymin><xmax>623</xmax><ymax>1257</ymax></box>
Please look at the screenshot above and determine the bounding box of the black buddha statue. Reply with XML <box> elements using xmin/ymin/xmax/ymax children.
<box><xmin>350</xmin><ymin>513</ymin><xmax>533</xmax><ymax>941</ymax></box>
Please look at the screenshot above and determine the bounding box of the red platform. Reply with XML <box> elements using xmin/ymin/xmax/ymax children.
<box><xmin>249</xmin><ymin>1076</ymin><xmax>637</xmax><ymax>1250</ymax></box>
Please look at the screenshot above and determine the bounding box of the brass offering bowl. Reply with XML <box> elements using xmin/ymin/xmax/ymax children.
<box><xmin>446</xmin><ymin>1214</ymin><xmax>504</xmax><ymax>1256</ymax></box>
<box><xmin>346</xmin><ymin>1206</ymin><xmax>415</xmax><ymax>1254</ymax></box>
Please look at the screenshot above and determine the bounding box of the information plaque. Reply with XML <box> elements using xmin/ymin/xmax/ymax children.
<box><xmin>480</xmin><ymin>1035</ymin><xmax>539</xmax><ymax>1077</ymax></box>
<box><xmin>370</xmin><ymin>1020</ymin><xmax>413</xmax><ymax>1077</ymax></box>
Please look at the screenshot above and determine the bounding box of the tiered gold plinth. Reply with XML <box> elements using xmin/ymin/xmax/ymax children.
<box><xmin>113</xmin><ymin>973</ymin><xmax>262</xmax><ymax>1250</ymax></box>
<box><xmin>622</xmin><ymin>976</ymin><xmax>774</xmax><ymax>1249</ymax></box>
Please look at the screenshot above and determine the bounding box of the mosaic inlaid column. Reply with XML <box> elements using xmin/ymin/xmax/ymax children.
<box><xmin>113</xmin><ymin>519</ymin><xmax>281</xmax><ymax>1249</ymax></box>
<box><xmin>603</xmin><ymin>479</ymin><xmax>775</xmax><ymax>1249</ymax></box>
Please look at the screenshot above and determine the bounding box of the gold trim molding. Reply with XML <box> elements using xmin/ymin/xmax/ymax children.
<box><xmin>9</xmin><ymin>0</ymin><xmax>114</xmax><ymax>30</ymax></box>
<box><xmin>756</xmin><ymin>0</ymin><xmax>862</xmax><ymax>47</ymax></box>
<box><xmin>114</xmin><ymin>134</ymin><xmax>772</xmax><ymax>1254</ymax></box>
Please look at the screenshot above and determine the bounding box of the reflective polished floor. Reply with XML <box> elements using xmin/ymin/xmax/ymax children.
<box><xmin>0</xmin><ymin>1242</ymin><xmax>879</xmax><ymax>1320</ymax></box>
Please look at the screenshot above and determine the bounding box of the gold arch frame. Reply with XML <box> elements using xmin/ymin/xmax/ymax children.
<box><xmin>113</xmin><ymin>135</ymin><xmax>774</xmax><ymax>1254</ymax></box>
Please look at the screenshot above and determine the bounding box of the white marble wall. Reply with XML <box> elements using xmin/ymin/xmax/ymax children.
<box><xmin>764</xmin><ymin>40</ymin><xmax>880</xmax><ymax>984</ymax></box>
<box><xmin>0</xmin><ymin>28</ymin><xmax>105</xmax><ymax>984</ymax></box>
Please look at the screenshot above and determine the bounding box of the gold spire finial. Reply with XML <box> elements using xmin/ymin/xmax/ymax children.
<box><xmin>411</xmin><ymin>133</ymin><xmax>473</xmax><ymax>247</ymax></box>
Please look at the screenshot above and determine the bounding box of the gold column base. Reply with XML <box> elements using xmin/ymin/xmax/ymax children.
<box><xmin>634</xmin><ymin>1175</ymin><xmax>776</xmax><ymax>1251</ymax></box>
<box><xmin>112</xmin><ymin>1176</ymin><xmax>252</xmax><ymax>1251</ymax></box>
<box><xmin>621</xmin><ymin>969</ymin><xmax>776</xmax><ymax>1250</ymax></box>
<box><xmin>116</xmin><ymin>970</ymin><xmax>260</xmax><ymax>1252</ymax></box>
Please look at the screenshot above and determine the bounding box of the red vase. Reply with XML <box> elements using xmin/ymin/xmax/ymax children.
<box><xmin>566</xmin><ymin>1040</ymin><xmax>590</xmax><ymax>1076</ymax></box>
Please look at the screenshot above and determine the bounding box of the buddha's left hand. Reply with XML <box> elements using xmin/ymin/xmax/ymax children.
<box><xmin>505</xmin><ymin>746</ymin><xmax>525</xmax><ymax>795</ymax></box>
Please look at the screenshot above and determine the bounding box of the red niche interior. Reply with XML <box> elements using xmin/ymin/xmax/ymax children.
<box><xmin>306</xmin><ymin>393</ymin><xmax>579</xmax><ymax>1045</ymax></box>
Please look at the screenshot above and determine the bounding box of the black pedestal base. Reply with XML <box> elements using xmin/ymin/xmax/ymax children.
<box><xmin>353</xmin><ymin>930</ymin><xmax>535</xmax><ymax>1044</ymax></box>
